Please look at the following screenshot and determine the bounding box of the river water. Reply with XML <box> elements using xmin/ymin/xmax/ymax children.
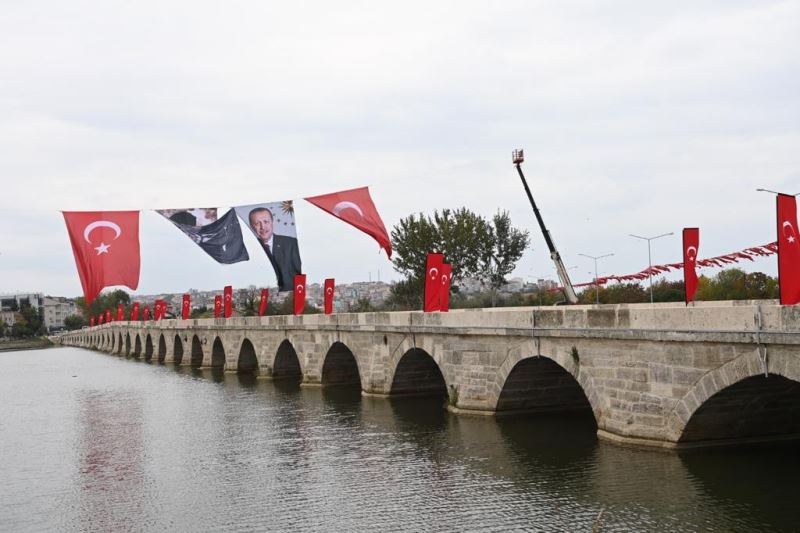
<box><xmin>1</xmin><ymin>347</ymin><xmax>798</xmax><ymax>532</ymax></box>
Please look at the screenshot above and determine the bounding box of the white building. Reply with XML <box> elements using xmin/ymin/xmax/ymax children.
<box><xmin>42</xmin><ymin>297</ymin><xmax>78</xmax><ymax>332</ymax></box>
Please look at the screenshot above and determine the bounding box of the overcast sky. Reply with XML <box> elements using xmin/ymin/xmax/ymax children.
<box><xmin>1</xmin><ymin>1</ymin><xmax>798</xmax><ymax>297</ymax></box>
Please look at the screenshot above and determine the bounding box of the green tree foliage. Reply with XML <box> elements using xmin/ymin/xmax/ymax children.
<box><xmin>695</xmin><ymin>268</ymin><xmax>778</xmax><ymax>301</ymax></box>
<box><xmin>0</xmin><ymin>319</ymin><xmax>7</xmax><ymax>337</ymax></box>
<box><xmin>190</xmin><ymin>305</ymin><xmax>212</xmax><ymax>319</ymax></box>
<box><xmin>9</xmin><ymin>303</ymin><xmax>45</xmax><ymax>338</ymax></box>
<box><xmin>348</xmin><ymin>297</ymin><xmax>375</xmax><ymax>313</ymax></box>
<box><xmin>480</xmin><ymin>211</ymin><xmax>530</xmax><ymax>305</ymax></box>
<box><xmin>236</xmin><ymin>287</ymin><xmax>261</xmax><ymax>316</ymax></box>
<box><xmin>75</xmin><ymin>289</ymin><xmax>131</xmax><ymax>319</ymax></box>
<box><xmin>63</xmin><ymin>314</ymin><xmax>85</xmax><ymax>330</ymax></box>
<box><xmin>390</xmin><ymin>208</ymin><xmax>528</xmax><ymax>309</ymax></box>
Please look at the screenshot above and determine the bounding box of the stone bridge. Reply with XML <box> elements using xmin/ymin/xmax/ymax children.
<box><xmin>58</xmin><ymin>301</ymin><xmax>800</xmax><ymax>449</ymax></box>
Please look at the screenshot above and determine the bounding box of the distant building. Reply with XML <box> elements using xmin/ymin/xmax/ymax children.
<box><xmin>42</xmin><ymin>297</ymin><xmax>78</xmax><ymax>332</ymax></box>
<box><xmin>0</xmin><ymin>293</ymin><xmax>78</xmax><ymax>332</ymax></box>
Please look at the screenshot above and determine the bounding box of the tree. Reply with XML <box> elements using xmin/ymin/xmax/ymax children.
<box><xmin>0</xmin><ymin>319</ymin><xmax>6</xmax><ymax>337</ymax></box>
<box><xmin>236</xmin><ymin>287</ymin><xmax>261</xmax><ymax>316</ymax></box>
<box><xmin>480</xmin><ymin>211</ymin><xmax>530</xmax><ymax>306</ymax></box>
<box><xmin>75</xmin><ymin>289</ymin><xmax>131</xmax><ymax>320</ymax></box>
<box><xmin>64</xmin><ymin>315</ymin><xmax>85</xmax><ymax>330</ymax></box>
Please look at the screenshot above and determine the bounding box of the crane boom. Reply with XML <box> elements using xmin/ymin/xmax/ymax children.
<box><xmin>512</xmin><ymin>150</ymin><xmax>578</xmax><ymax>304</ymax></box>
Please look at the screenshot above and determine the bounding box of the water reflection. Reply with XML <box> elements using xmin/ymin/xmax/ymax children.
<box><xmin>3</xmin><ymin>348</ymin><xmax>798</xmax><ymax>532</ymax></box>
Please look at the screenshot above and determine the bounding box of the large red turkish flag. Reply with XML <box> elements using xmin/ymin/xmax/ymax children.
<box><xmin>143</xmin><ymin>305</ymin><xmax>151</xmax><ymax>321</ymax></box>
<box><xmin>777</xmin><ymin>194</ymin><xmax>800</xmax><ymax>305</ymax></box>
<box><xmin>259</xmin><ymin>289</ymin><xmax>269</xmax><ymax>316</ymax></box>
<box><xmin>131</xmin><ymin>302</ymin><xmax>140</xmax><ymax>321</ymax></box>
<box><xmin>424</xmin><ymin>253</ymin><xmax>444</xmax><ymax>312</ymax></box>
<box><xmin>214</xmin><ymin>295</ymin><xmax>222</xmax><ymax>318</ymax></box>
<box><xmin>223</xmin><ymin>286</ymin><xmax>233</xmax><ymax>318</ymax></box>
<box><xmin>324</xmin><ymin>278</ymin><xmax>335</xmax><ymax>315</ymax></box>
<box><xmin>62</xmin><ymin>211</ymin><xmax>140</xmax><ymax>305</ymax></box>
<box><xmin>116</xmin><ymin>304</ymin><xmax>124</xmax><ymax>321</ymax></box>
<box><xmin>305</xmin><ymin>187</ymin><xmax>392</xmax><ymax>258</ymax></box>
<box><xmin>682</xmin><ymin>228</ymin><xmax>699</xmax><ymax>304</ymax></box>
<box><xmin>182</xmin><ymin>294</ymin><xmax>191</xmax><ymax>320</ymax></box>
<box><xmin>294</xmin><ymin>274</ymin><xmax>307</xmax><ymax>315</ymax></box>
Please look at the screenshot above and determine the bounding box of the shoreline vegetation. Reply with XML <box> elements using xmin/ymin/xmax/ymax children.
<box><xmin>0</xmin><ymin>337</ymin><xmax>54</xmax><ymax>352</ymax></box>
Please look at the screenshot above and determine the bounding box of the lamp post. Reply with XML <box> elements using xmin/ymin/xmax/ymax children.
<box><xmin>578</xmin><ymin>253</ymin><xmax>614</xmax><ymax>304</ymax></box>
<box><xmin>629</xmin><ymin>232</ymin><xmax>674</xmax><ymax>304</ymax></box>
<box><xmin>756</xmin><ymin>188</ymin><xmax>800</xmax><ymax>196</ymax></box>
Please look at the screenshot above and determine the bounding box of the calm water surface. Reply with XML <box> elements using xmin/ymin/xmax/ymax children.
<box><xmin>1</xmin><ymin>347</ymin><xmax>798</xmax><ymax>532</ymax></box>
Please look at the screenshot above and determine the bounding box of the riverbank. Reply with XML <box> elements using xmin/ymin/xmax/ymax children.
<box><xmin>0</xmin><ymin>337</ymin><xmax>54</xmax><ymax>352</ymax></box>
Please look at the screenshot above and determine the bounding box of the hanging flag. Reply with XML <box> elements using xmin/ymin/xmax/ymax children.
<box><xmin>778</xmin><ymin>194</ymin><xmax>800</xmax><ymax>305</ymax></box>
<box><xmin>98</xmin><ymin>313</ymin><xmax>104</xmax><ymax>325</ymax></box>
<box><xmin>116</xmin><ymin>304</ymin><xmax>124</xmax><ymax>321</ymax></box>
<box><xmin>224</xmin><ymin>286</ymin><xmax>233</xmax><ymax>318</ymax></box>
<box><xmin>153</xmin><ymin>300</ymin><xmax>161</xmax><ymax>320</ymax></box>
<box><xmin>234</xmin><ymin>201</ymin><xmax>302</xmax><ymax>292</ymax></box>
<box><xmin>62</xmin><ymin>211</ymin><xmax>141</xmax><ymax>305</ymax></box>
<box><xmin>440</xmin><ymin>263</ymin><xmax>452</xmax><ymax>312</ymax></box>
<box><xmin>214</xmin><ymin>295</ymin><xmax>222</xmax><ymax>318</ymax></box>
<box><xmin>259</xmin><ymin>289</ymin><xmax>269</xmax><ymax>316</ymax></box>
<box><xmin>89</xmin><ymin>316</ymin><xmax>95</xmax><ymax>327</ymax></box>
<box><xmin>182</xmin><ymin>294</ymin><xmax>191</xmax><ymax>320</ymax></box>
<box><xmin>156</xmin><ymin>208</ymin><xmax>249</xmax><ymax>264</ymax></box>
<box><xmin>424</xmin><ymin>253</ymin><xmax>444</xmax><ymax>312</ymax></box>
<box><xmin>294</xmin><ymin>274</ymin><xmax>306</xmax><ymax>315</ymax></box>
<box><xmin>131</xmin><ymin>302</ymin><xmax>140</xmax><ymax>321</ymax></box>
<box><xmin>305</xmin><ymin>187</ymin><xmax>392</xmax><ymax>258</ymax></box>
<box><xmin>105</xmin><ymin>309</ymin><xmax>112</xmax><ymax>323</ymax></box>
<box><xmin>143</xmin><ymin>305</ymin><xmax>151</xmax><ymax>321</ymax></box>
<box><xmin>324</xmin><ymin>278</ymin><xmax>335</xmax><ymax>315</ymax></box>
<box><xmin>683</xmin><ymin>228</ymin><xmax>700</xmax><ymax>304</ymax></box>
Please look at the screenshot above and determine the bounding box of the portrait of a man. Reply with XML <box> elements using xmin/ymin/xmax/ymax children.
<box><xmin>235</xmin><ymin>201</ymin><xmax>302</xmax><ymax>291</ymax></box>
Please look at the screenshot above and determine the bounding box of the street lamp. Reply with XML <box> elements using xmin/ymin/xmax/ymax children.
<box><xmin>629</xmin><ymin>232</ymin><xmax>674</xmax><ymax>304</ymax></box>
<box><xmin>756</xmin><ymin>188</ymin><xmax>800</xmax><ymax>196</ymax></box>
<box><xmin>578</xmin><ymin>253</ymin><xmax>614</xmax><ymax>304</ymax></box>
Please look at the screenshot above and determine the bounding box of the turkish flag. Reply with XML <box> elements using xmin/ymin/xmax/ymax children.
<box><xmin>224</xmin><ymin>285</ymin><xmax>233</xmax><ymax>318</ymax></box>
<box><xmin>439</xmin><ymin>264</ymin><xmax>452</xmax><ymax>312</ymax></box>
<box><xmin>98</xmin><ymin>313</ymin><xmax>104</xmax><ymax>325</ymax></box>
<box><xmin>116</xmin><ymin>304</ymin><xmax>124</xmax><ymax>321</ymax></box>
<box><xmin>324</xmin><ymin>278</ymin><xmax>335</xmax><ymax>315</ymax></box>
<box><xmin>424</xmin><ymin>253</ymin><xmax>444</xmax><ymax>312</ymax></box>
<box><xmin>143</xmin><ymin>305</ymin><xmax>151</xmax><ymax>321</ymax></box>
<box><xmin>153</xmin><ymin>300</ymin><xmax>160</xmax><ymax>320</ymax></box>
<box><xmin>105</xmin><ymin>309</ymin><xmax>111</xmax><ymax>323</ymax></box>
<box><xmin>62</xmin><ymin>211</ymin><xmax>140</xmax><ymax>306</ymax></box>
<box><xmin>305</xmin><ymin>187</ymin><xmax>392</xmax><ymax>258</ymax></box>
<box><xmin>259</xmin><ymin>289</ymin><xmax>269</xmax><ymax>316</ymax></box>
<box><xmin>777</xmin><ymin>194</ymin><xmax>800</xmax><ymax>304</ymax></box>
<box><xmin>214</xmin><ymin>295</ymin><xmax>222</xmax><ymax>318</ymax></box>
<box><xmin>182</xmin><ymin>294</ymin><xmax>191</xmax><ymax>320</ymax></box>
<box><xmin>294</xmin><ymin>274</ymin><xmax>306</xmax><ymax>315</ymax></box>
<box><xmin>683</xmin><ymin>228</ymin><xmax>699</xmax><ymax>304</ymax></box>
<box><xmin>131</xmin><ymin>302</ymin><xmax>140</xmax><ymax>321</ymax></box>
<box><xmin>89</xmin><ymin>316</ymin><xmax>95</xmax><ymax>327</ymax></box>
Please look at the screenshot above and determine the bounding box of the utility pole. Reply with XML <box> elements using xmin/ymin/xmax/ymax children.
<box><xmin>578</xmin><ymin>253</ymin><xmax>614</xmax><ymax>304</ymax></box>
<box><xmin>629</xmin><ymin>232</ymin><xmax>673</xmax><ymax>304</ymax></box>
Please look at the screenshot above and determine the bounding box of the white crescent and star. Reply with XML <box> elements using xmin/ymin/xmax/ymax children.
<box><xmin>83</xmin><ymin>220</ymin><xmax>122</xmax><ymax>256</ymax></box>
<box><xmin>296</xmin><ymin>285</ymin><xmax>305</xmax><ymax>293</ymax></box>
<box><xmin>441</xmin><ymin>274</ymin><xmax>449</xmax><ymax>285</ymax></box>
<box><xmin>686</xmin><ymin>246</ymin><xmax>697</xmax><ymax>262</ymax></box>
<box><xmin>326</xmin><ymin>287</ymin><xmax>333</xmax><ymax>295</ymax></box>
<box><xmin>429</xmin><ymin>267</ymin><xmax>439</xmax><ymax>280</ymax></box>
<box><xmin>783</xmin><ymin>221</ymin><xmax>797</xmax><ymax>244</ymax></box>
<box><xmin>332</xmin><ymin>201</ymin><xmax>364</xmax><ymax>218</ymax></box>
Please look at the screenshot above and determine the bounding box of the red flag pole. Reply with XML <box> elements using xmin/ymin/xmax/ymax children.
<box><xmin>424</xmin><ymin>253</ymin><xmax>444</xmax><ymax>312</ymax></box>
<box><xmin>777</xmin><ymin>194</ymin><xmax>800</xmax><ymax>305</ymax></box>
<box><xmin>440</xmin><ymin>264</ymin><xmax>452</xmax><ymax>312</ymax></box>
<box><xmin>682</xmin><ymin>228</ymin><xmax>699</xmax><ymax>305</ymax></box>
<box><xmin>214</xmin><ymin>295</ymin><xmax>222</xmax><ymax>318</ymax></box>
<box><xmin>259</xmin><ymin>289</ymin><xmax>269</xmax><ymax>316</ymax></box>
<box><xmin>223</xmin><ymin>286</ymin><xmax>233</xmax><ymax>318</ymax></box>
<box><xmin>324</xmin><ymin>278</ymin><xmax>335</xmax><ymax>315</ymax></box>
<box><xmin>294</xmin><ymin>274</ymin><xmax>307</xmax><ymax>315</ymax></box>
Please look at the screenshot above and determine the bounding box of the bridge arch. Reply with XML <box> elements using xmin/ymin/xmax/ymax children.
<box><xmin>668</xmin><ymin>350</ymin><xmax>800</xmax><ymax>445</ymax></box>
<box><xmin>133</xmin><ymin>334</ymin><xmax>142</xmax><ymax>358</ymax></box>
<box><xmin>272</xmin><ymin>339</ymin><xmax>302</xmax><ymax>381</ymax></box>
<box><xmin>321</xmin><ymin>342</ymin><xmax>361</xmax><ymax>387</ymax></box>
<box><xmin>124</xmin><ymin>333</ymin><xmax>131</xmax><ymax>356</ymax></box>
<box><xmin>144</xmin><ymin>334</ymin><xmax>154</xmax><ymax>361</ymax></box>
<box><xmin>173</xmin><ymin>334</ymin><xmax>184</xmax><ymax>364</ymax></box>
<box><xmin>117</xmin><ymin>333</ymin><xmax>123</xmax><ymax>354</ymax></box>
<box><xmin>158</xmin><ymin>334</ymin><xmax>167</xmax><ymax>363</ymax></box>
<box><xmin>390</xmin><ymin>348</ymin><xmax>448</xmax><ymax>398</ymax></box>
<box><xmin>211</xmin><ymin>337</ymin><xmax>226</xmax><ymax>369</ymax></box>
<box><xmin>494</xmin><ymin>355</ymin><xmax>595</xmax><ymax>423</ymax></box>
<box><xmin>191</xmin><ymin>335</ymin><xmax>204</xmax><ymax>367</ymax></box>
<box><xmin>237</xmin><ymin>338</ymin><xmax>258</xmax><ymax>375</ymax></box>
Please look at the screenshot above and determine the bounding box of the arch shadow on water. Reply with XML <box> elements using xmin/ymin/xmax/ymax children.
<box><xmin>173</xmin><ymin>335</ymin><xmax>183</xmax><ymax>365</ymax></box>
<box><xmin>679</xmin><ymin>373</ymin><xmax>800</xmax><ymax>445</ymax></box>
<box><xmin>133</xmin><ymin>335</ymin><xmax>142</xmax><ymax>359</ymax></box>
<box><xmin>390</xmin><ymin>348</ymin><xmax>448</xmax><ymax>399</ymax></box>
<box><xmin>157</xmin><ymin>335</ymin><xmax>166</xmax><ymax>364</ymax></box>
<box><xmin>144</xmin><ymin>334</ymin><xmax>153</xmax><ymax>362</ymax></box>
<box><xmin>211</xmin><ymin>338</ymin><xmax>226</xmax><ymax>369</ymax></box>
<box><xmin>321</xmin><ymin>342</ymin><xmax>361</xmax><ymax>388</ymax></box>
<box><xmin>272</xmin><ymin>340</ymin><xmax>301</xmax><ymax>382</ymax></box>
<box><xmin>124</xmin><ymin>334</ymin><xmax>131</xmax><ymax>357</ymax></box>
<box><xmin>116</xmin><ymin>333</ymin><xmax>123</xmax><ymax>355</ymax></box>
<box><xmin>191</xmin><ymin>336</ymin><xmax>203</xmax><ymax>367</ymax></box>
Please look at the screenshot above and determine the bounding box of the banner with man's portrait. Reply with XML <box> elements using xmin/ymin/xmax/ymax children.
<box><xmin>156</xmin><ymin>208</ymin><xmax>249</xmax><ymax>264</ymax></box>
<box><xmin>234</xmin><ymin>200</ymin><xmax>302</xmax><ymax>292</ymax></box>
